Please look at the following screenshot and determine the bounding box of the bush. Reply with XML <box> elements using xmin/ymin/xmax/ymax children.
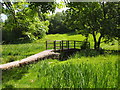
<box><xmin>81</xmin><ymin>41</ymin><xmax>90</xmax><ymax>49</ymax></box>
<box><xmin>71</xmin><ymin>49</ymin><xmax>101</xmax><ymax>58</ymax></box>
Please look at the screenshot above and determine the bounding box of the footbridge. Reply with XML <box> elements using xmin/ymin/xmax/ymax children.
<box><xmin>0</xmin><ymin>40</ymin><xmax>90</xmax><ymax>70</ymax></box>
<box><xmin>46</xmin><ymin>40</ymin><xmax>90</xmax><ymax>51</ymax></box>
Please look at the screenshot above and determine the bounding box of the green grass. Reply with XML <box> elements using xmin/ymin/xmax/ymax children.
<box><xmin>1</xmin><ymin>43</ymin><xmax>45</xmax><ymax>64</ymax></box>
<box><xmin>2</xmin><ymin>54</ymin><xmax>118</xmax><ymax>88</ymax></box>
<box><xmin>35</xmin><ymin>34</ymin><xmax>86</xmax><ymax>44</ymax></box>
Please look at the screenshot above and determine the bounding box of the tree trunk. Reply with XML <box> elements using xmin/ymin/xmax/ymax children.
<box><xmin>97</xmin><ymin>34</ymin><xmax>103</xmax><ymax>49</ymax></box>
<box><xmin>92</xmin><ymin>31</ymin><xmax>97</xmax><ymax>49</ymax></box>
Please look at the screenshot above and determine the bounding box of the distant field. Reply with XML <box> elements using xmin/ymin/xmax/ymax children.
<box><xmin>1</xmin><ymin>34</ymin><xmax>118</xmax><ymax>64</ymax></box>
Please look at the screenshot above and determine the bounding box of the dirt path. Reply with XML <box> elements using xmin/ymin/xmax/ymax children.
<box><xmin>0</xmin><ymin>50</ymin><xmax>60</xmax><ymax>70</ymax></box>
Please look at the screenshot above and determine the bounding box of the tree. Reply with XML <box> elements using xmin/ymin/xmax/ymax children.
<box><xmin>47</xmin><ymin>12</ymin><xmax>70</xmax><ymax>34</ymax></box>
<box><xmin>29</xmin><ymin>2</ymin><xmax>56</xmax><ymax>21</ymax></box>
<box><xmin>65</xmin><ymin>2</ymin><xmax>119</xmax><ymax>49</ymax></box>
<box><xmin>2</xmin><ymin>1</ymin><xmax>55</xmax><ymax>43</ymax></box>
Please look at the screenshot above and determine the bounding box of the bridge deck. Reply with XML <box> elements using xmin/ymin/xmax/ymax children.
<box><xmin>0</xmin><ymin>49</ymin><xmax>60</xmax><ymax>70</ymax></box>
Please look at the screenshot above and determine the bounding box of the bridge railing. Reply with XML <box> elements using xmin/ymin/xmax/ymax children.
<box><xmin>46</xmin><ymin>40</ymin><xmax>90</xmax><ymax>50</ymax></box>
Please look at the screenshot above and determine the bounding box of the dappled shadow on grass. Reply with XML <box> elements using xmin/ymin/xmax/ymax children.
<box><xmin>2</xmin><ymin>64</ymin><xmax>30</xmax><ymax>86</ymax></box>
<box><xmin>2</xmin><ymin>84</ymin><xmax>14</xmax><ymax>89</ymax></box>
<box><xmin>2</xmin><ymin>39</ymin><xmax>33</xmax><ymax>45</ymax></box>
<box><xmin>56</xmin><ymin>49</ymin><xmax>120</xmax><ymax>61</ymax></box>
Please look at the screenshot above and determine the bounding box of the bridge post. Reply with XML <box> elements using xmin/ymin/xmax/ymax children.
<box><xmin>60</xmin><ymin>41</ymin><xmax>61</xmax><ymax>49</ymax></box>
<box><xmin>54</xmin><ymin>40</ymin><xmax>56</xmax><ymax>50</ymax></box>
<box><xmin>62</xmin><ymin>40</ymin><xmax>63</xmax><ymax>50</ymax></box>
<box><xmin>66</xmin><ymin>41</ymin><xmax>67</xmax><ymax>49</ymax></box>
<box><xmin>46</xmin><ymin>41</ymin><xmax>47</xmax><ymax>50</ymax></box>
<box><xmin>74</xmin><ymin>41</ymin><xmax>76</xmax><ymax>49</ymax></box>
<box><xmin>67</xmin><ymin>41</ymin><xmax>69</xmax><ymax>49</ymax></box>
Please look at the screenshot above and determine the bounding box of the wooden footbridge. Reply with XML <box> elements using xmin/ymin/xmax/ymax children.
<box><xmin>0</xmin><ymin>40</ymin><xmax>90</xmax><ymax>70</ymax></box>
<box><xmin>46</xmin><ymin>40</ymin><xmax>90</xmax><ymax>51</ymax></box>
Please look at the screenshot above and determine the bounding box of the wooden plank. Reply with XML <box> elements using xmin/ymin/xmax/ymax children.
<box><xmin>47</xmin><ymin>43</ymin><xmax>54</xmax><ymax>44</ymax></box>
<box><xmin>62</xmin><ymin>46</ymin><xmax>68</xmax><ymax>47</ymax></box>
<box><xmin>56</xmin><ymin>46</ymin><xmax>63</xmax><ymax>47</ymax></box>
<box><xmin>55</xmin><ymin>43</ymin><xmax>63</xmax><ymax>44</ymax></box>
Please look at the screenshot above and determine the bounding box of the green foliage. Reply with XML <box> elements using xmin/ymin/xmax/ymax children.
<box><xmin>47</xmin><ymin>12</ymin><xmax>70</xmax><ymax>34</ymax></box>
<box><xmin>55</xmin><ymin>1</ymin><xmax>66</xmax><ymax>9</ymax></box>
<box><xmin>80</xmin><ymin>41</ymin><xmax>90</xmax><ymax>49</ymax></box>
<box><xmin>65</xmin><ymin>2</ymin><xmax>119</xmax><ymax>49</ymax></box>
<box><xmin>71</xmin><ymin>49</ymin><xmax>103</xmax><ymax>58</ymax></box>
<box><xmin>2</xmin><ymin>2</ymin><xmax>54</xmax><ymax>43</ymax></box>
<box><xmin>29</xmin><ymin>2</ymin><xmax>56</xmax><ymax>14</ymax></box>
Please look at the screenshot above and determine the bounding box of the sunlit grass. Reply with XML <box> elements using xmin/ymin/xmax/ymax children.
<box><xmin>36</xmin><ymin>34</ymin><xmax>86</xmax><ymax>43</ymax></box>
<box><xmin>2</xmin><ymin>43</ymin><xmax>45</xmax><ymax>64</ymax></box>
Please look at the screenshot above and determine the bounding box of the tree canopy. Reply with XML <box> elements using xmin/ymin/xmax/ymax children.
<box><xmin>47</xmin><ymin>12</ymin><xmax>70</xmax><ymax>34</ymax></box>
<box><xmin>2</xmin><ymin>2</ymin><xmax>55</xmax><ymax>43</ymax></box>
<box><xmin>65</xmin><ymin>2</ymin><xmax>119</xmax><ymax>49</ymax></box>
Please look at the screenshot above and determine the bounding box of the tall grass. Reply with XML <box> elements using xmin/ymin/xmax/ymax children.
<box><xmin>1</xmin><ymin>43</ymin><xmax>45</xmax><ymax>64</ymax></box>
<box><xmin>2</xmin><ymin>54</ymin><xmax>118</xmax><ymax>88</ymax></box>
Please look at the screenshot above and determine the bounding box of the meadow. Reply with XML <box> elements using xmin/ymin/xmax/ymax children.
<box><xmin>1</xmin><ymin>34</ymin><xmax>119</xmax><ymax>88</ymax></box>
